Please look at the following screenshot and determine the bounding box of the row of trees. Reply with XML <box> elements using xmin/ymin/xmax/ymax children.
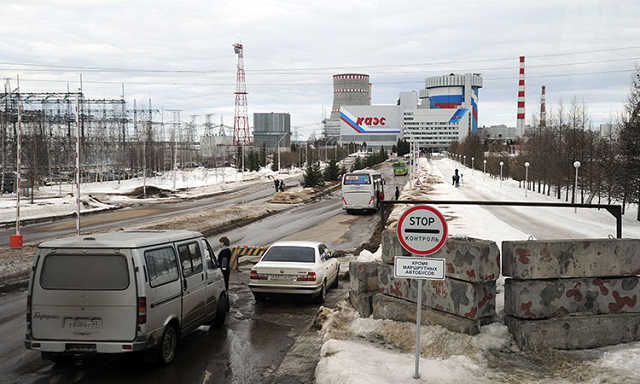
<box><xmin>303</xmin><ymin>147</ymin><xmax>390</xmax><ymax>188</ymax></box>
<box><xmin>448</xmin><ymin>66</ymin><xmax>640</xmax><ymax>220</ymax></box>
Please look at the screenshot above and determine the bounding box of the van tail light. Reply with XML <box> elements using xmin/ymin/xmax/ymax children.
<box><xmin>26</xmin><ymin>295</ymin><xmax>32</xmax><ymax>325</ymax></box>
<box><xmin>368</xmin><ymin>197</ymin><xmax>374</xmax><ymax>205</ymax></box>
<box><xmin>297</xmin><ymin>272</ymin><xmax>316</xmax><ymax>282</ymax></box>
<box><xmin>342</xmin><ymin>197</ymin><xmax>347</xmax><ymax>205</ymax></box>
<box><xmin>250</xmin><ymin>270</ymin><xmax>267</xmax><ymax>280</ymax></box>
<box><xmin>137</xmin><ymin>297</ymin><xmax>147</xmax><ymax>325</ymax></box>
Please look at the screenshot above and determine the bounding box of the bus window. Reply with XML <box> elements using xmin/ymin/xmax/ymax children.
<box><xmin>343</xmin><ymin>175</ymin><xmax>371</xmax><ymax>185</ymax></box>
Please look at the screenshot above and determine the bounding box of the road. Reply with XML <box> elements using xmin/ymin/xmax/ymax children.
<box><xmin>0</xmin><ymin>163</ymin><xmax>399</xmax><ymax>384</ymax></box>
<box><xmin>0</xmin><ymin>179</ymin><xmax>279</xmax><ymax>247</ymax></box>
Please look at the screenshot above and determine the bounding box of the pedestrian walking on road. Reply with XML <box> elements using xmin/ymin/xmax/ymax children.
<box><xmin>274</xmin><ymin>179</ymin><xmax>280</xmax><ymax>192</ymax></box>
<box><xmin>395</xmin><ymin>186</ymin><xmax>400</xmax><ymax>200</ymax></box>
<box><xmin>218</xmin><ymin>236</ymin><xmax>232</xmax><ymax>292</ymax></box>
<box><xmin>280</xmin><ymin>180</ymin><xmax>285</xmax><ymax>192</ymax></box>
<box><xmin>452</xmin><ymin>169</ymin><xmax>460</xmax><ymax>188</ymax></box>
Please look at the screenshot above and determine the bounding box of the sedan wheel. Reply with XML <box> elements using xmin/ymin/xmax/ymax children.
<box><xmin>315</xmin><ymin>280</ymin><xmax>327</xmax><ymax>304</ymax></box>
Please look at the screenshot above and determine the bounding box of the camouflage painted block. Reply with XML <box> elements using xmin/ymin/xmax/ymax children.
<box><xmin>372</xmin><ymin>293</ymin><xmax>492</xmax><ymax>335</ymax></box>
<box><xmin>349</xmin><ymin>261</ymin><xmax>379</xmax><ymax>293</ymax></box>
<box><xmin>505</xmin><ymin>276</ymin><xmax>640</xmax><ymax>319</ymax></box>
<box><xmin>431</xmin><ymin>237</ymin><xmax>500</xmax><ymax>283</ymax></box>
<box><xmin>377</xmin><ymin>263</ymin><xmax>496</xmax><ymax>320</ymax></box>
<box><xmin>349</xmin><ymin>291</ymin><xmax>374</xmax><ymax>318</ymax></box>
<box><xmin>506</xmin><ymin>313</ymin><xmax>640</xmax><ymax>350</ymax></box>
<box><xmin>381</xmin><ymin>229</ymin><xmax>409</xmax><ymax>264</ymax></box>
<box><xmin>502</xmin><ymin>239</ymin><xmax>640</xmax><ymax>279</ymax></box>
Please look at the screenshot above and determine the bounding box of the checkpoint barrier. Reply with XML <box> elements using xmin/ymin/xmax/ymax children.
<box><xmin>230</xmin><ymin>246</ymin><xmax>268</xmax><ymax>270</ymax></box>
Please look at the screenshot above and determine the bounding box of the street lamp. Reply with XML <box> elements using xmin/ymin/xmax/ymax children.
<box><xmin>499</xmin><ymin>161</ymin><xmax>504</xmax><ymax>187</ymax></box>
<box><xmin>573</xmin><ymin>161</ymin><xmax>581</xmax><ymax>213</ymax></box>
<box><xmin>524</xmin><ymin>162</ymin><xmax>530</xmax><ymax>197</ymax></box>
<box><xmin>277</xmin><ymin>132</ymin><xmax>289</xmax><ymax>172</ymax></box>
<box><xmin>483</xmin><ymin>159</ymin><xmax>487</xmax><ymax>182</ymax></box>
<box><xmin>463</xmin><ymin>155</ymin><xmax>466</xmax><ymax>167</ymax></box>
<box><xmin>471</xmin><ymin>157</ymin><xmax>475</xmax><ymax>175</ymax></box>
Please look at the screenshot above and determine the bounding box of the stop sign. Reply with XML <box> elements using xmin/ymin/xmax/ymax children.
<box><xmin>397</xmin><ymin>205</ymin><xmax>448</xmax><ymax>255</ymax></box>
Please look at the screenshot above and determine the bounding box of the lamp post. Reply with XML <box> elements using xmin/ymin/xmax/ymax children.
<box><xmin>471</xmin><ymin>157</ymin><xmax>475</xmax><ymax>175</ymax></box>
<box><xmin>277</xmin><ymin>132</ymin><xmax>289</xmax><ymax>172</ymax></box>
<box><xmin>463</xmin><ymin>155</ymin><xmax>466</xmax><ymax>167</ymax></box>
<box><xmin>573</xmin><ymin>161</ymin><xmax>581</xmax><ymax>213</ymax></box>
<box><xmin>499</xmin><ymin>161</ymin><xmax>504</xmax><ymax>187</ymax></box>
<box><xmin>483</xmin><ymin>160</ymin><xmax>487</xmax><ymax>182</ymax></box>
<box><xmin>524</xmin><ymin>162</ymin><xmax>530</xmax><ymax>197</ymax></box>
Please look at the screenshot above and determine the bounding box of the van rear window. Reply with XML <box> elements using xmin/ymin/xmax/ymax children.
<box><xmin>343</xmin><ymin>174</ymin><xmax>371</xmax><ymax>185</ymax></box>
<box><xmin>40</xmin><ymin>254</ymin><xmax>129</xmax><ymax>290</ymax></box>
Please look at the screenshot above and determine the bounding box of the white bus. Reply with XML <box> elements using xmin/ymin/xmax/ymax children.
<box><xmin>341</xmin><ymin>170</ymin><xmax>385</xmax><ymax>214</ymax></box>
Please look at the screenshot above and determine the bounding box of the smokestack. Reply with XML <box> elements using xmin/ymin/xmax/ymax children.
<box><xmin>540</xmin><ymin>85</ymin><xmax>546</xmax><ymax>128</ymax></box>
<box><xmin>517</xmin><ymin>56</ymin><xmax>525</xmax><ymax>137</ymax></box>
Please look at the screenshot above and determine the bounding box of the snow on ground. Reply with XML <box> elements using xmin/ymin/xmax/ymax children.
<box><xmin>0</xmin><ymin>166</ymin><xmax>303</xmax><ymax>224</ymax></box>
<box><xmin>319</xmin><ymin>155</ymin><xmax>640</xmax><ymax>384</ymax></box>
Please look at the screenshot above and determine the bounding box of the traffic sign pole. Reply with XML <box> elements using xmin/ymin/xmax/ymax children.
<box><xmin>414</xmin><ymin>279</ymin><xmax>422</xmax><ymax>379</ymax></box>
<box><xmin>396</xmin><ymin>205</ymin><xmax>448</xmax><ymax>380</ymax></box>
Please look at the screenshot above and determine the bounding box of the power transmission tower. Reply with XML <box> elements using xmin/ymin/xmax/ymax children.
<box><xmin>232</xmin><ymin>43</ymin><xmax>250</xmax><ymax>145</ymax></box>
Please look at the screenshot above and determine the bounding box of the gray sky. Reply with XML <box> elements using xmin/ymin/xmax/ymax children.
<box><xmin>2</xmin><ymin>0</ymin><xmax>639</xmax><ymax>139</ymax></box>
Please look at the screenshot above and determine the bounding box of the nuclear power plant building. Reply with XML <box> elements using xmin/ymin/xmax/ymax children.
<box><xmin>334</xmin><ymin>73</ymin><xmax>483</xmax><ymax>153</ymax></box>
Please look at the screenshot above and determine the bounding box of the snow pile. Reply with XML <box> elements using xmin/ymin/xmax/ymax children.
<box><xmin>0</xmin><ymin>194</ymin><xmax>114</xmax><ymax>224</ymax></box>
<box><xmin>357</xmin><ymin>246</ymin><xmax>382</xmax><ymax>262</ymax></box>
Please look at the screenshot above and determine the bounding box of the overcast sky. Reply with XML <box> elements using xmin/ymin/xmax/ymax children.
<box><xmin>2</xmin><ymin>0</ymin><xmax>639</xmax><ymax>140</ymax></box>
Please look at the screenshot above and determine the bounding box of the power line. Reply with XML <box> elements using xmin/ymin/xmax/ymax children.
<box><xmin>1</xmin><ymin>46</ymin><xmax>639</xmax><ymax>75</ymax></box>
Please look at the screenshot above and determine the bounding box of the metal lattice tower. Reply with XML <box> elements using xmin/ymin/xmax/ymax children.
<box><xmin>233</xmin><ymin>43</ymin><xmax>250</xmax><ymax>145</ymax></box>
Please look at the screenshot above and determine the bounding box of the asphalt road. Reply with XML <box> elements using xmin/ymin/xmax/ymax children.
<box><xmin>0</xmin><ymin>162</ymin><xmax>400</xmax><ymax>384</ymax></box>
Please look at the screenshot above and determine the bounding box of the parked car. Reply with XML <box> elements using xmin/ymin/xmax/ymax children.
<box><xmin>25</xmin><ymin>230</ymin><xmax>227</xmax><ymax>365</ymax></box>
<box><xmin>249</xmin><ymin>241</ymin><xmax>339</xmax><ymax>303</ymax></box>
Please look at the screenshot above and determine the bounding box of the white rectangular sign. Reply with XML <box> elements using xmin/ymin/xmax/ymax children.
<box><xmin>394</xmin><ymin>257</ymin><xmax>445</xmax><ymax>280</ymax></box>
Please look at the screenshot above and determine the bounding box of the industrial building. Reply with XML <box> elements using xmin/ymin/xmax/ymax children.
<box><xmin>252</xmin><ymin>112</ymin><xmax>291</xmax><ymax>150</ymax></box>
<box><xmin>338</xmin><ymin>73</ymin><xmax>483</xmax><ymax>152</ymax></box>
<box><xmin>323</xmin><ymin>74</ymin><xmax>371</xmax><ymax>139</ymax></box>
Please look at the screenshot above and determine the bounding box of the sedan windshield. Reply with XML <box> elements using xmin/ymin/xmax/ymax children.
<box><xmin>262</xmin><ymin>246</ymin><xmax>315</xmax><ymax>263</ymax></box>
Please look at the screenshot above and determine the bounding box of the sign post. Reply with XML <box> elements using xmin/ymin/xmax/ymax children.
<box><xmin>396</xmin><ymin>205</ymin><xmax>448</xmax><ymax>379</ymax></box>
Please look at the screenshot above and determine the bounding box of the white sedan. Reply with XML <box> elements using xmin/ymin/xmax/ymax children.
<box><xmin>248</xmin><ymin>241</ymin><xmax>340</xmax><ymax>303</ymax></box>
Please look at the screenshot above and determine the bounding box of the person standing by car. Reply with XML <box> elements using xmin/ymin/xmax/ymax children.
<box><xmin>218</xmin><ymin>237</ymin><xmax>232</xmax><ymax>291</ymax></box>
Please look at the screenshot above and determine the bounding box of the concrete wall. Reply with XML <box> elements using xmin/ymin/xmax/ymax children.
<box><xmin>503</xmin><ymin>239</ymin><xmax>640</xmax><ymax>350</ymax></box>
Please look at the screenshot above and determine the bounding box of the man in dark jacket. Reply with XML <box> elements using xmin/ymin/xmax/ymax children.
<box><xmin>218</xmin><ymin>236</ymin><xmax>232</xmax><ymax>291</ymax></box>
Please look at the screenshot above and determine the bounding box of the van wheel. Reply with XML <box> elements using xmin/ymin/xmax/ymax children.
<box><xmin>212</xmin><ymin>295</ymin><xmax>227</xmax><ymax>328</ymax></box>
<box><xmin>253</xmin><ymin>293</ymin><xmax>267</xmax><ymax>302</ymax></box>
<box><xmin>157</xmin><ymin>325</ymin><xmax>177</xmax><ymax>366</ymax></box>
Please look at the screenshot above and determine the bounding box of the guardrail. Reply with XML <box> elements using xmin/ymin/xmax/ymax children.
<box><xmin>230</xmin><ymin>246</ymin><xmax>268</xmax><ymax>270</ymax></box>
<box><xmin>381</xmin><ymin>200</ymin><xmax>623</xmax><ymax>238</ymax></box>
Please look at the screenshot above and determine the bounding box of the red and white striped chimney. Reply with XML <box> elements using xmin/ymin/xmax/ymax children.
<box><xmin>540</xmin><ymin>85</ymin><xmax>546</xmax><ymax>127</ymax></box>
<box><xmin>517</xmin><ymin>56</ymin><xmax>525</xmax><ymax>136</ymax></box>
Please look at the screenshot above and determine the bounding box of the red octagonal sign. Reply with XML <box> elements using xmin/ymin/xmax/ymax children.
<box><xmin>397</xmin><ymin>205</ymin><xmax>448</xmax><ymax>255</ymax></box>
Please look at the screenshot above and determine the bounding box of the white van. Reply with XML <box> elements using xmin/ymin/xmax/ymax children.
<box><xmin>24</xmin><ymin>230</ymin><xmax>227</xmax><ymax>365</ymax></box>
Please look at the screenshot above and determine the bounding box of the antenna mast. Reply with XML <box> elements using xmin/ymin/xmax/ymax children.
<box><xmin>233</xmin><ymin>43</ymin><xmax>250</xmax><ymax>145</ymax></box>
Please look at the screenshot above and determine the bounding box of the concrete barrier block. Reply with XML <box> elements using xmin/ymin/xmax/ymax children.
<box><xmin>431</xmin><ymin>237</ymin><xmax>500</xmax><ymax>283</ymax></box>
<box><xmin>381</xmin><ymin>229</ymin><xmax>410</xmax><ymax>264</ymax></box>
<box><xmin>372</xmin><ymin>293</ymin><xmax>492</xmax><ymax>335</ymax></box>
<box><xmin>349</xmin><ymin>262</ymin><xmax>379</xmax><ymax>293</ymax></box>
<box><xmin>502</xmin><ymin>239</ymin><xmax>640</xmax><ymax>279</ymax></box>
<box><xmin>506</xmin><ymin>313</ymin><xmax>640</xmax><ymax>350</ymax></box>
<box><xmin>377</xmin><ymin>263</ymin><xmax>496</xmax><ymax>320</ymax></box>
<box><xmin>349</xmin><ymin>291</ymin><xmax>374</xmax><ymax>318</ymax></box>
<box><xmin>505</xmin><ymin>277</ymin><xmax>640</xmax><ymax>319</ymax></box>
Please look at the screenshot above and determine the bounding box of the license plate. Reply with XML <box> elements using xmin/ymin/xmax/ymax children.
<box><xmin>268</xmin><ymin>274</ymin><xmax>296</xmax><ymax>281</ymax></box>
<box><xmin>64</xmin><ymin>318</ymin><xmax>102</xmax><ymax>330</ymax></box>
